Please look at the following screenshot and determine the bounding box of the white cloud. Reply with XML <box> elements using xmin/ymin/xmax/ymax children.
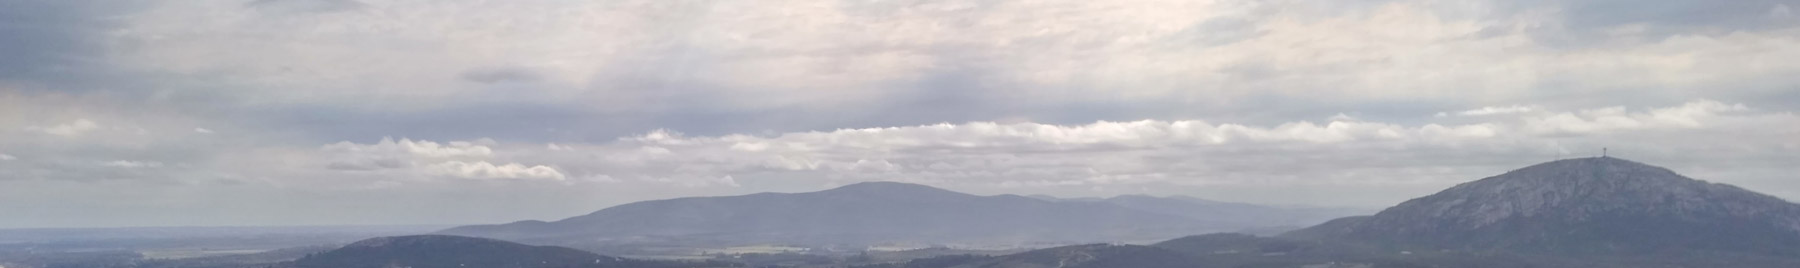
<box><xmin>716</xmin><ymin>176</ymin><xmax>741</xmax><ymax>188</ymax></box>
<box><xmin>102</xmin><ymin>160</ymin><xmax>164</xmax><ymax>168</ymax></box>
<box><xmin>546</xmin><ymin>143</ymin><xmax>572</xmax><ymax>151</ymax></box>
<box><xmin>321</xmin><ymin>137</ymin><xmax>488</xmax><ymax>171</ymax></box>
<box><xmin>580</xmin><ymin>174</ymin><xmax>621</xmax><ymax>183</ymax></box>
<box><xmin>313</xmin><ymin>137</ymin><xmax>569</xmax><ymax>182</ymax></box>
<box><xmin>1449</xmin><ymin>105</ymin><xmax>1536</xmax><ymax>117</ymax></box>
<box><xmin>0</xmin><ymin>154</ymin><xmax>15</xmax><ymax>161</ymax></box>
<box><xmin>27</xmin><ymin>119</ymin><xmax>100</xmax><ymax>136</ymax></box>
<box><xmin>452</xmin><ymin>99</ymin><xmax>1788</xmax><ymax>198</ymax></box>
<box><xmin>1522</xmin><ymin>100</ymin><xmax>1748</xmax><ymax>135</ymax></box>
<box><xmin>425</xmin><ymin>161</ymin><xmax>565</xmax><ymax>181</ymax></box>
<box><xmin>322</xmin><ymin>137</ymin><xmax>493</xmax><ymax>158</ymax></box>
<box><xmin>194</xmin><ymin>128</ymin><xmax>214</xmax><ymax>134</ymax></box>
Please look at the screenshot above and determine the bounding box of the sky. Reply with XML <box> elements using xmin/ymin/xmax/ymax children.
<box><xmin>1</xmin><ymin>0</ymin><xmax>1798</xmax><ymax>228</ymax></box>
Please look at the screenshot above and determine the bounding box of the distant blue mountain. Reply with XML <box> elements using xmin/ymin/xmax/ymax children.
<box><xmin>440</xmin><ymin>181</ymin><xmax>1332</xmax><ymax>246</ymax></box>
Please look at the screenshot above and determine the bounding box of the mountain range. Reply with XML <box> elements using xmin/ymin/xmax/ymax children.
<box><xmin>438</xmin><ymin>181</ymin><xmax>1357</xmax><ymax>246</ymax></box>
<box><xmin>900</xmin><ymin>157</ymin><xmax>1800</xmax><ymax>267</ymax></box>
<box><xmin>114</xmin><ymin>156</ymin><xmax>1800</xmax><ymax>268</ymax></box>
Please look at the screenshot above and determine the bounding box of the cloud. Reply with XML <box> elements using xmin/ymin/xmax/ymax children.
<box><xmin>545</xmin><ymin>143</ymin><xmax>572</xmax><ymax>151</ymax></box>
<box><xmin>314</xmin><ymin>137</ymin><xmax>567</xmax><ymax>182</ymax></box>
<box><xmin>442</xmin><ymin>99</ymin><xmax>1781</xmax><ymax>201</ymax></box>
<box><xmin>0</xmin><ymin>0</ymin><xmax>140</xmax><ymax>84</ymax></box>
<box><xmin>194</xmin><ymin>127</ymin><xmax>214</xmax><ymax>134</ymax></box>
<box><xmin>0</xmin><ymin>154</ymin><xmax>14</xmax><ymax>161</ymax></box>
<box><xmin>1444</xmin><ymin>105</ymin><xmax>1537</xmax><ymax>117</ymax></box>
<box><xmin>75</xmin><ymin>0</ymin><xmax>1797</xmax><ymax>122</ymax></box>
<box><xmin>325</xmin><ymin>157</ymin><xmax>406</xmax><ymax>171</ymax></box>
<box><xmin>319</xmin><ymin>137</ymin><xmax>494</xmax><ymax>170</ymax></box>
<box><xmin>425</xmin><ymin>161</ymin><xmax>564</xmax><ymax>181</ymax></box>
<box><xmin>27</xmin><ymin>119</ymin><xmax>100</xmax><ymax>136</ymax></box>
<box><xmin>322</xmin><ymin>137</ymin><xmax>493</xmax><ymax>158</ymax></box>
<box><xmin>1522</xmin><ymin>99</ymin><xmax>1749</xmax><ymax>135</ymax></box>
<box><xmin>102</xmin><ymin>160</ymin><xmax>163</xmax><ymax>168</ymax></box>
<box><xmin>1498</xmin><ymin>0</ymin><xmax>1800</xmax><ymax>43</ymax></box>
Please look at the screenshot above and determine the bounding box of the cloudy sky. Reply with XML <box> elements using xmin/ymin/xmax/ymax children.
<box><xmin>2</xmin><ymin>0</ymin><xmax>1798</xmax><ymax>228</ymax></box>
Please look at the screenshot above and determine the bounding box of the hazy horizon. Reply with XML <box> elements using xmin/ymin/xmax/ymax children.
<box><xmin>3</xmin><ymin>0</ymin><xmax>1799</xmax><ymax>229</ymax></box>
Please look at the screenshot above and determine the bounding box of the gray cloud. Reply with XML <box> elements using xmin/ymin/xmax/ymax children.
<box><xmin>1501</xmin><ymin>0</ymin><xmax>1800</xmax><ymax>46</ymax></box>
<box><xmin>1542</xmin><ymin>0</ymin><xmax>1797</xmax><ymax>31</ymax></box>
<box><xmin>0</xmin><ymin>0</ymin><xmax>146</xmax><ymax>86</ymax></box>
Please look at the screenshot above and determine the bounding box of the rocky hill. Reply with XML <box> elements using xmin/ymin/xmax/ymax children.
<box><xmin>1288</xmin><ymin>157</ymin><xmax>1800</xmax><ymax>256</ymax></box>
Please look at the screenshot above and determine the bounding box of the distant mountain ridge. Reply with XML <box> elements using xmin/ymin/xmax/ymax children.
<box><xmin>440</xmin><ymin>181</ymin><xmax>1351</xmax><ymax>246</ymax></box>
<box><xmin>441</xmin><ymin>182</ymin><xmax>1208</xmax><ymax>245</ymax></box>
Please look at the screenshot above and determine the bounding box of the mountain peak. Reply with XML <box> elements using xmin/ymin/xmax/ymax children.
<box><xmin>1529</xmin><ymin>156</ymin><xmax>1647</xmax><ymax>167</ymax></box>
<box><xmin>1441</xmin><ymin>156</ymin><xmax>1698</xmax><ymax>197</ymax></box>
<box><xmin>1507</xmin><ymin>156</ymin><xmax>1678</xmax><ymax>178</ymax></box>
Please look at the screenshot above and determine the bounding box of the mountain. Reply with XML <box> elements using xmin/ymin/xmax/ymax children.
<box><xmin>895</xmin><ymin>157</ymin><xmax>1800</xmax><ymax>268</ymax></box>
<box><xmin>283</xmin><ymin>235</ymin><xmax>729</xmax><ymax>268</ymax></box>
<box><xmin>1289</xmin><ymin>157</ymin><xmax>1800</xmax><ymax>256</ymax></box>
<box><xmin>440</xmin><ymin>182</ymin><xmax>1216</xmax><ymax>246</ymax></box>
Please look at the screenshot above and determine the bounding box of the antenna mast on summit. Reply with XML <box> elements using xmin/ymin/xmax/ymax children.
<box><xmin>1603</xmin><ymin>147</ymin><xmax>1608</xmax><ymax>158</ymax></box>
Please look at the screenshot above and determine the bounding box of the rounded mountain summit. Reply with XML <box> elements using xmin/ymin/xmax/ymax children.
<box><xmin>1288</xmin><ymin>157</ymin><xmax>1800</xmax><ymax>256</ymax></box>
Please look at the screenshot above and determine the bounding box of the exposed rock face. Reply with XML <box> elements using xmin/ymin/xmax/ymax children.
<box><xmin>1289</xmin><ymin>157</ymin><xmax>1800</xmax><ymax>255</ymax></box>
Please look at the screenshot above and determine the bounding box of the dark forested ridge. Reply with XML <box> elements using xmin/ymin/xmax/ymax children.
<box><xmin>279</xmin><ymin>235</ymin><xmax>737</xmax><ymax>268</ymax></box>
